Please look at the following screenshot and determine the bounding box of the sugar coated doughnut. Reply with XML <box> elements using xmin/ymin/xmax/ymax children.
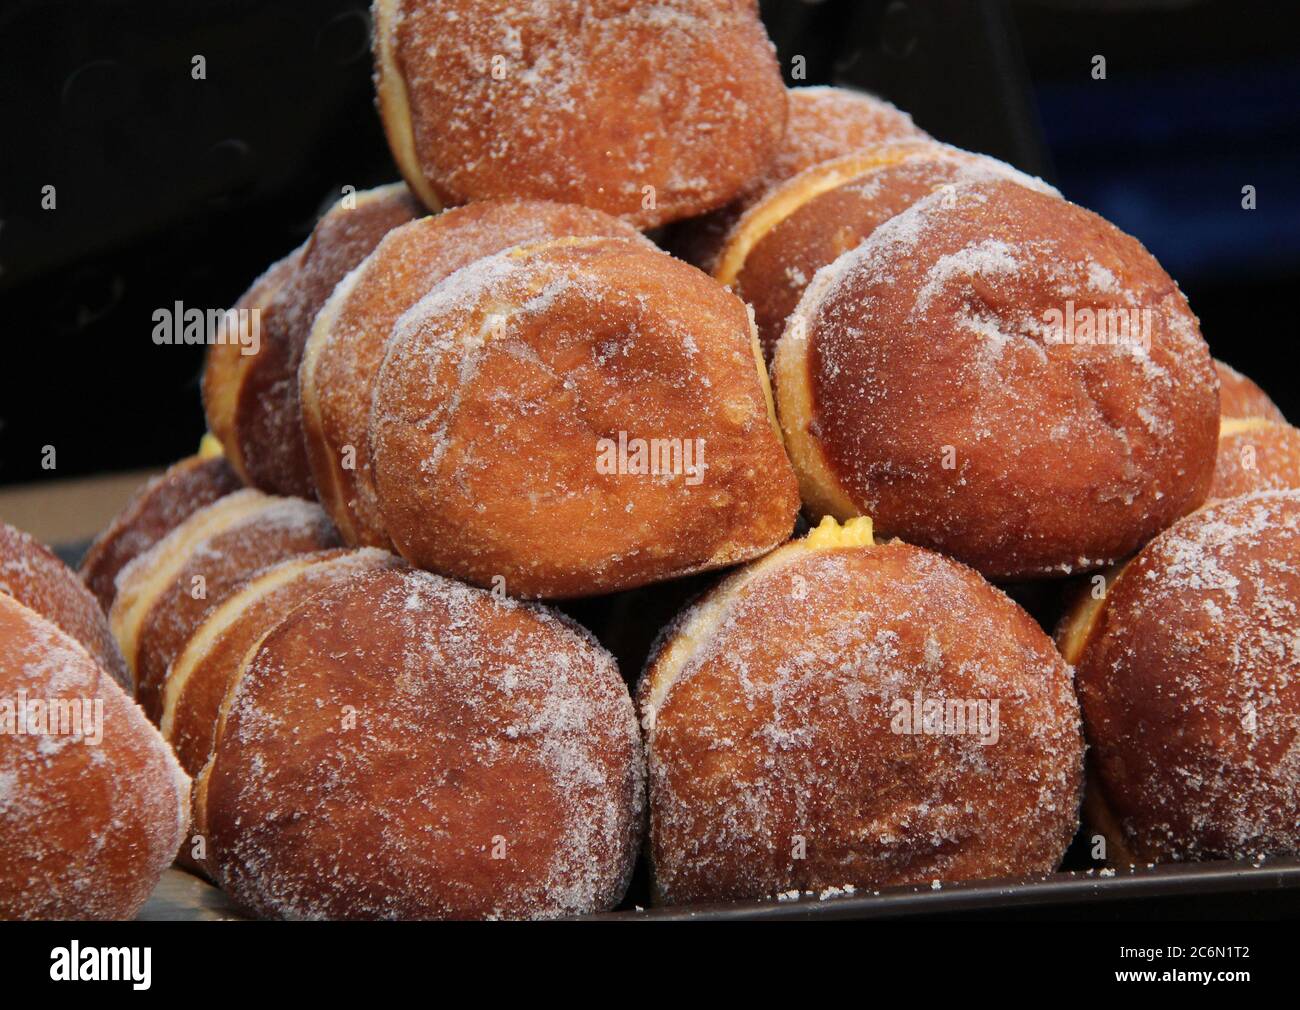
<box><xmin>717</xmin><ymin>142</ymin><xmax>1056</xmax><ymax>361</ymax></box>
<box><xmin>202</xmin><ymin>183</ymin><xmax>422</xmax><ymax>497</ymax></box>
<box><xmin>1058</xmin><ymin>491</ymin><xmax>1300</xmax><ymax>863</ymax></box>
<box><xmin>194</xmin><ymin>566</ymin><xmax>644</xmax><ymax>919</ymax></box>
<box><xmin>1</xmin><ymin>520</ymin><xmax>129</xmax><ymax>689</ymax></box>
<box><xmin>371</xmin><ymin>236</ymin><xmax>799</xmax><ymax>598</ymax></box>
<box><xmin>110</xmin><ymin>490</ymin><xmax>341</xmax><ymax>721</ymax></box>
<box><xmin>301</xmin><ymin>199</ymin><xmax>647</xmax><ymax>548</ymax></box>
<box><xmin>0</xmin><ymin>593</ymin><xmax>188</xmax><ymax>919</ymax></box>
<box><xmin>372</xmin><ymin>0</ymin><xmax>786</xmax><ymax>227</ymax></box>
<box><xmin>160</xmin><ymin>547</ymin><xmax>399</xmax><ymax>778</ymax></box>
<box><xmin>774</xmin><ymin>177</ymin><xmax>1219</xmax><ymax>580</ymax></box>
<box><xmin>640</xmin><ymin>516</ymin><xmax>1084</xmax><ymax>904</ymax></box>
<box><xmin>80</xmin><ymin>455</ymin><xmax>242</xmax><ymax>612</ymax></box>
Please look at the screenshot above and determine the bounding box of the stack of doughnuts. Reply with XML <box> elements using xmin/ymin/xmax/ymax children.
<box><xmin>1</xmin><ymin>525</ymin><xmax>188</xmax><ymax>919</ymax></box>
<box><xmin>11</xmin><ymin>1</ymin><xmax>1295</xmax><ymax>920</ymax></box>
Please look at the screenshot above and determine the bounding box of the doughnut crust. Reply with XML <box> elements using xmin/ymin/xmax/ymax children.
<box><xmin>0</xmin><ymin>594</ymin><xmax>189</xmax><ymax>920</ymax></box>
<box><xmin>718</xmin><ymin>143</ymin><xmax>1056</xmax><ymax>361</ymax></box>
<box><xmin>671</xmin><ymin>85</ymin><xmax>927</xmax><ymax>272</ymax></box>
<box><xmin>774</xmin><ymin>177</ymin><xmax>1219</xmax><ymax>580</ymax></box>
<box><xmin>301</xmin><ymin>200</ymin><xmax>646</xmax><ymax>548</ymax></box>
<box><xmin>1060</xmin><ymin>492</ymin><xmax>1300</xmax><ymax>863</ymax></box>
<box><xmin>202</xmin><ymin>183</ymin><xmax>422</xmax><ymax>497</ymax></box>
<box><xmin>372</xmin><ymin>0</ymin><xmax>786</xmax><ymax>227</ymax></box>
<box><xmin>195</xmin><ymin>567</ymin><xmax>644</xmax><ymax>920</ymax></box>
<box><xmin>110</xmin><ymin>490</ymin><xmax>341</xmax><ymax>722</ymax></box>
<box><xmin>371</xmin><ymin>236</ymin><xmax>799</xmax><ymax>598</ymax></box>
<box><xmin>1215</xmin><ymin>358</ymin><xmax>1286</xmax><ymax>422</ymax></box>
<box><xmin>640</xmin><ymin>518</ymin><xmax>1084</xmax><ymax>904</ymax></box>
<box><xmin>1</xmin><ymin>520</ymin><xmax>129</xmax><ymax>690</ymax></box>
<box><xmin>80</xmin><ymin>455</ymin><xmax>242</xmax><ymax>612</ymax></box>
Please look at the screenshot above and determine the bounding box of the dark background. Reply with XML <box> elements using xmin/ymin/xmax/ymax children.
<box><xmin>0</xmin><ymin>0</ymin><xmax>1296</xmax><ymax>486</ymax></box>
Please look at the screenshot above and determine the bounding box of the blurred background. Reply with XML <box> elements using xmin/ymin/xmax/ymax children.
<box><xmin>1</xmin><ymin>0</ymin><xmax>1297</xmax><ymax>491</ymax></box>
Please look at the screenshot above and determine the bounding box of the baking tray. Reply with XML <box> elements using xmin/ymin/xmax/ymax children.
<box><xmin>141</xmin><ymin>859</ymin><xmax>1300</xmax><ymax>921</ymax></box>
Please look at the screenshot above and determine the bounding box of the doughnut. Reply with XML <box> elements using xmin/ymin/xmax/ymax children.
<box><xmin>1056</xmin><ymin>491</ymin><xmax>1300</xmax><ymax>863</ymax></box>
<box><xmin>715</xmin><ymin>142</ymin><xmax>1057</xmax><ymax>362</ymax></box>
<box><xmin>1</xmin><ymin>520</ymin><xmax>129</xmax><ymax>690</ymax></box>
<box><xmin>301</xmin><ymin>199</ymin><xmax>647</xmax><ymax>548</ymax></box>
<box><xmin>371</xmin><ymin>235</ymin><xmax>800</xmax><ymax>598</ymax></box>
<box><xmin>109</xmin><ymin>489</ymin><xmax>342</xmax><ymax>722</ymax></box>
<box><xmin>372</xmin><ymin>0</ymin><xmax>786</xmax><ymax>227</ymax></box>
<box><xmin>1215</xmin><ymin>358</ymin><xmax>1287</xmax><ymax>422</ymax></box>
<box><xmin>1210</xmin><ymin>418</ymin><xmax>1300</xmax><ymax>500</ymax></box>
<box><xmin>160</xmin><ymin>548</ymin><xmax>400</xmax><ymax>779</ymax></box>
<box><xmin>193</xmin><ymin>566</ymin><xmax>643</xmax><ymax>919</ymax></box>
<box><xmin>774</xmin><ymin>177</ymin><xmax>1220</xmax><ymax>580</ymax></box>
<box><xmin>639</xmin><ymin>516</ymin><xmax>1084</xmax><ymax>904</ymax></box>
<box><xmin>79</xmin><ymin>454</ymin><xmax>242</xmax><ymax>612</ymax></box>
<box><xmin>0</xmin><ymin>593</ymin><xmax>188</xmax><ymax>920</ymax></box>
<box><xmin>202</xmin><ymin>182</ymin><xmax>423</xmax><ymax>497</ymax></box>
<box><xmin>671</xmin><ymin>85</ymin><xmax>927</xmax><ymax>272</ymax></box>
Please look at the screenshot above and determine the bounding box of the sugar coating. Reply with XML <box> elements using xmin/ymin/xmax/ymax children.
<box><xmin>0</xmin><ymin>594</ymin><xmax>189</xmax><ymax>919</ymax></box>
<box><xmin>203</xmin><ymin>567</ymin><xmax>643</xmax><ymax>919</ymax></box>
<box><xmin>1</xmin><ymin>521</ymin><xmax>129</xmax><ymax>689</ymax></box>
<box><xmin>642</xmin><ymin>539</ymin><xmax>1084</xmax><ymax>904</ymax></box>
<box><xmin>370</xmin><ymin>236</ymin><xmax>798</xmax><ymax>597</ymax></box>
<box><xmin>1076</xmin><ymin>490</ymin><xmax>1300</xmax><ymax>862</ymax></box>
<box><xmin>780</xmin><ymin>175</ymin><xmax>1219</xmax><ymax>578</ymax></box>
<box><xmin>383</xmin><ymin>0</ymin><xmax>786</xmax><ymax>226</ymax></box>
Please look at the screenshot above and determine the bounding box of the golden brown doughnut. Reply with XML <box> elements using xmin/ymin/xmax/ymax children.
<box><xmin>1</xmin><ymin>520</ymin><xmax>129</xmax><ymax>690</ymax></box>
<box><xmin>670</xmin><ymin>85</ymin><xmax>927</xmax><ymax>272</ymax></box>
<box><xmin>79</xmin><ymin>455</ymin><xmax>242</xmax><ymax>612</ymax></box>
<box><xmin>202</xmin><ymin>183</ymin><xmax>423</xmax><ymax>497</ymax></box>
<box><xmin>160</xmin><ymin>548</ymin><xmax>399</xmax><ymax>779</ymax></box>
<box><xmin>194</xmin><ymin>566</ymin><xmax>643</xmax><ymax>919</ymax></box>
<box><xmin>372</xmin><ymin>0</ymin><xmax>786</xmax><ymax>227</ymax></box>
<box><xmin>110</xmin><ymin>490</ymin><xmax>341</xmax><ymax>722</ymax></box>
<box><xmin>639</xmin><ymin>517</ymin><xmax>1084</xmax><ymax>904</ymax></box>
<box><xmin>717</xmin><ymin>142</ymin><xmax>1057</xmax><ymax>361</ymax></box>
<box><xmin>1057</xmin><ymin>491</ymin><xmax>1300</xmax><ymax>863</ymax></box>
<box><xmin>370</xmin><ymin>236</ymin><xmax>799</xmax><ymax>598</ymax></box>
<box><xmin>1215</xmin><ymin>358</ymin><xmax>1287</xmax><ymax>422</ymax></box>
<box><xmin>1210</xmin><ymin>418</ymin><xmax>1300</xmax><ymax>500</ymax></box>
<box><xmin>301</xmin><ymin>200</ymin><xmax>647</xmax><ymax>548</ymax></box>
<box><xmin>0</xmin><ymin>593</ymin><xmax>189</xmax><ymax>919</ymax></box>
<box><xmin>774</xmin><ymin>177</ymin><xmax>1219</xmax><ymax>580</ymax></box>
